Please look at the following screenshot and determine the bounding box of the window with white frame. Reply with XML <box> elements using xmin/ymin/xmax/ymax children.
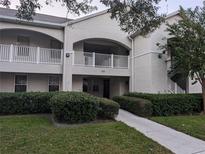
<box><xmin>49</xmin><ymin>76</ymin><xmax>60</xmax><ymax>92</ymax></box>
<box><xmin>15</xmin><ymin>75</ymin><xmax>27</xmax><ymax>92</ymax></box>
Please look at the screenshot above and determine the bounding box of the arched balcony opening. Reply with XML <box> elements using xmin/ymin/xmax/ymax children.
<box><xmin>73</xmin><ymin>38</ymin><xmax>130</xmax><ymax>69</ymax></box>
<box><xmin>0</xmin><ymin>29</ymin><xmax>63</xmax><ymax>65</ymax></box>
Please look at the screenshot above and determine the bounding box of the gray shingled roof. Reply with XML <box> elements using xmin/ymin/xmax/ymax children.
<box><xmin>0</xmin><ymin>7</ymin><xmax>71</xmax><ymax>24</ymax></box>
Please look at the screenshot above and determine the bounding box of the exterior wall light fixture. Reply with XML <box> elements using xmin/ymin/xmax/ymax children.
<box><xmin>66</xmin><ymin>53</ymin><xmax>70</xmax><ymax>58</ymax></box>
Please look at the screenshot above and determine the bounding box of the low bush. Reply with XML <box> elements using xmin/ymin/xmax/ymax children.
<box><xmin>0</xmin><ymin>91</ymin><xmax>120</xmax><ymax>123</ymax></box>
<box><xmin>125</xmin><ymin>93</ymin><xmax>202</xmax><ymax>116</ymax></box>
<box><xmin>97</xmin><ymin>98</ymin><xmax>120</xmax><ymax>119</ymax></box>
<box><xmin>113</xmin><ymin>96</ymin><xmax>153</xmax><ymax>117</ymax></box>
<box><xmin>0</xmin><ymin>92</ymin><xmax>55</xmax><ymax>115</ymax></box>
<box><xmin>49</xmin><ymin>92</ymin><xmax>99</xmax><ymax>124</ymax></box>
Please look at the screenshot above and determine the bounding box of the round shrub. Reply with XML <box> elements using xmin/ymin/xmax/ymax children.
<box><xmin>97</xmin><ymin>98</ymin><xmax>120</xmax><ymax>119</ymax></box>
<box><xmin>49</xmin><ymin>92</ymin><xmax>99</xmax><ymax>124</ymax></box>
<box><xmin>113</xmin><ymin>96</ymin><xmax>153</xmax><ymax>117</ymax></box>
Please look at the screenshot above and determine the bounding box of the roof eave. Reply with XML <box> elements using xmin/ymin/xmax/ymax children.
<box><xmin>0</xmin><ymin>15</ymin><xmax>66</xmax><ymax>29</ymax></box>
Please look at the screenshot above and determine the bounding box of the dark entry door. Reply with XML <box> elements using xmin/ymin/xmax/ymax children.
<box><xmin>103</xmin><ymin>79</ymin><xmax>110</xmax><ymax>98</ymax></box>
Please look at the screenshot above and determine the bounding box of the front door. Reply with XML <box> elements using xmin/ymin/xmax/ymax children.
<box><xmin>103</xmin><ymin>79</ymin><xmax>110</xmax><ymax>98</ymax></box>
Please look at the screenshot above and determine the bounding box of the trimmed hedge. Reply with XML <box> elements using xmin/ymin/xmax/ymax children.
<box><xmin>0</xmin><ymin>92</ymin><xmax>55</xmax><ymax>115</ymax></box>
<box><xmin>97</xmin><ymin>98</ymin><xmax>120</xmax><ymax>119</ymax></box>
<box><xmin>0</xmin><ymin>92</ymin><xmax>120</xmax><ymax>123</ymax></box>
<box><xmin>113</xmin><ymin>96</ymin><xmax>153</xmax><ymax>117</ymax></box>
<box><xmin>49</xmin><ymin>92</ymin><xmax>99</xmax><ymax>123</ymax></box>
<box><xmin>125</xmin><ymin>93</ymin><xmax>202</xmax><ymax>116</ymax></box>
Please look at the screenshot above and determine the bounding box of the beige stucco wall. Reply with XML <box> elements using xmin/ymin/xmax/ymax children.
<box><xmin>150</xmin><ymin>53</ymin><xmax>168</xmax><ymax>93</ymax></box>
<box><xmin>63</xmin><ymin>12</ymin><xmax>131</xmax><ymax>91</ymax></box>
<box><xmin>65</xmin><ymin>13</ymin><xmax>131</xmax><ymax>51</ymax></box>
<box><xmin>132</xmin><ymin>53</ymin><xmax>153</xmax><ymax>93</ymax></box>
<box><xmin>72</xmin><ymin>66</ymin><xmax>129</xmax><ymax>77</ymax></box>
<box><xmin>0</xmin><ymin>72</ymin><xmax>62</xmax><ymax>92</ymax></box>
<box><xmin>0</xmin><ymin>62</ymin><xmax>63</xmax><ymax>74</ymax></box>
<box><xmin>72</xmin><ymin>75</ymin><xmax>83</xmax><ymax>92</ymax></box>
<box><xmin>110</xmin><ymin>77</ymin><xmax>129</xmax><ymax>98</ymax></box>
<box><xmin>0</xmin><ymin>72</ymin><xmax>14</xmax><ymax>92</ymax></box>
<box><xmin>131</xmin><ymin>14</ymin><xmax>198</xmax><ymax>93</ymax></box>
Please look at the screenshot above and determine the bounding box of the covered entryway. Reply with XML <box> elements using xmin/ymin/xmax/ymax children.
<box><xmin>83</xmin><ymin>77</ymin><xmax>110</xmax><ymax>98</ymax></box>
<box><xmin>72</xmin><ymin>75</ymin><xmax>129</xmax><ymax>98</ymax></box>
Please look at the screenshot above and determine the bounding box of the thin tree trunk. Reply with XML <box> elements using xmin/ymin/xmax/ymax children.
<box><xmin>202</xmin><ymin>78</ymin><xmax>205</xmax><ymax>114</ymax></box>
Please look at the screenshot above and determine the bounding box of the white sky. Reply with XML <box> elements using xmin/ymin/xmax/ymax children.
<box><xmin>4</xmin><ymin>0</ymin><xmax>204</xmax><ymax>19</ymax></box>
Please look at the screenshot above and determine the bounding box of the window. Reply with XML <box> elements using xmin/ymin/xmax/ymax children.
<box><xmin>15</xmin><ymin>75</ymin><xmax>27</xmax><ymax>92</ymax></box>
<box><xmin>49</xmin><ymin>76</ymin><xmax>59</xmax><ymax>92</ymax></box>
<box><xmin>17</xmin><ymin>36</ymin><xmax>30</xmax><ymax>56</ymax></box>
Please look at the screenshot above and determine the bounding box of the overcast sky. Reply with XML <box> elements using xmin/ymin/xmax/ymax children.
<box><xmin>6</xmin><ymin>0</ymin><xmax>204</xmax><ymax>19</ymax></box>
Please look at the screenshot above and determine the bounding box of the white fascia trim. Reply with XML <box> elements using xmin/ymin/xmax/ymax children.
<box><xmin>0</xmin><ymin>15</ymin><xmax>66</xmax><ymax>28</ymax></box>
<box><xmin>68</xmin><ymin>9</ymin><xmax>108</xmax><ymax>25</ymax></box>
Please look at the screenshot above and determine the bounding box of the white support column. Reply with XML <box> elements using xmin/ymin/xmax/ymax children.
<box><xmin>62</xmin><ymin>26</ymin><xmax>73</xmax><ymax>92</ymax></box>
<box><xmin>128</xmin><ymin>37</ymin><xmax>134</xmax><ymax>93</ymax></box>
<box><xmin>72</xmin><ymin>51</ymin><xmax>75</xmax><ymax>65</ymax></box>
<box><xmin>111</xmin><ymin>54</ymin><xmax>114</xmax><ymax>68</ymax></box>
<box><xmin>92</xmin><ymin>52</ymin><xmax>95</xmax><ymax>67</ymax></box>
<box><xmin>129</xmin><ymin>54</ymin><xmax>134</xmax><ymax>92</ymax></box>
<box><xmin>61</xmin><ymin>49</ymin><xmax>64</xmax><ymax>65</ymax></box>
<box><xmin>36</xmin><ymin>47</ymin><xmax>40</xmax><ymax>64</ymax></box>
<box><xmin>9</xmin><ymin>44</ymin><xmax>13</xmax><ymax>62</ymax></box>
<box><xmin>128</xmin><ymin>56</ymin><xmax>130</xmax><ymax>69</ymax></box>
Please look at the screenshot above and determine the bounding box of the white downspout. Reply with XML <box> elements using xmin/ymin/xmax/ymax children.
<box><xmin>128</xmin><ymin>36</ymin><xmax>134</xmax><ymax>92</ymax></box>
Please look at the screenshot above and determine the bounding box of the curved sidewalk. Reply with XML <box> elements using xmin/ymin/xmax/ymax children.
<box><xmin>116</xmin><ymin>109</ymin><xmax>205</xmax><ymax>154</ymax></box>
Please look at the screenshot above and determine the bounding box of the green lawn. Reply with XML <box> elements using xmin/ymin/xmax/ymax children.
<box><xmin>0</xmin><ymin>115</ymin><xmax>172</xmax><ymax>154</ymax></box>
<box><xmin>151</xmin><ymin>115</ymin><xmax>205</xmax><ymax>141</ymax></box>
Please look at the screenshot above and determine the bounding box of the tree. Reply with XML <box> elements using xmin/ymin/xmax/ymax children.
<box><xmin>160</xmin><ymin>3</ymin><xmax>205</xmax><ymax>113</ymax></box>
<box><xmin>0</xmin><ymin>0</ymin><xmax>165</xmax><ymax>34</ymax></box>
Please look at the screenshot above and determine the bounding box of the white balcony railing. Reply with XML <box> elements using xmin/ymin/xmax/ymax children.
<box><xmin>74</xmin><ymin>51</ymin><xmax>129</xmax><ymax>69</ymax></box>
<box><xmin>0</xmin><ymin>44</ymin><xmax>10</xmax><ymax>61</ymax></box>
<box><xmin>0</xmin><ymin>44</ymin><xmax>63</xmax><ymax>65</ymax></box>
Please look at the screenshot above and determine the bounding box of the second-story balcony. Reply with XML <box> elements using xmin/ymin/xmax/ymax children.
<box><xmin>0</xmin><ymin>44</ymin><xmax>63</xmax><ymax>65</ymax></box>
<box><xmin>0</xmin><ymin>43</ymin><xmax>63</xmax><ymax>74</ymax></box>
<box><xmin>73</xmin><ymin>52</ymin><xmax>129</xmax><ymax>69</ymax></box>
<box><xmin>72</xmin><ymin>51</ymin><xmax>130</xmax><ymax>77</ymax></box>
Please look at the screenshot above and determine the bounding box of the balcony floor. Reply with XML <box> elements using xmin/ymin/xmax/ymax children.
<box><xmin>72</xmin><ymin>65</ymin><xmax>130</xmax><ymax>77</ymax></box>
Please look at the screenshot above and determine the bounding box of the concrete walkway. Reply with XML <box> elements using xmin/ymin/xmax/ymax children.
<box><xmin>116</xmin><ymin>109</ymin><xmax>205</xmax><ymax>154</ymax></box>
